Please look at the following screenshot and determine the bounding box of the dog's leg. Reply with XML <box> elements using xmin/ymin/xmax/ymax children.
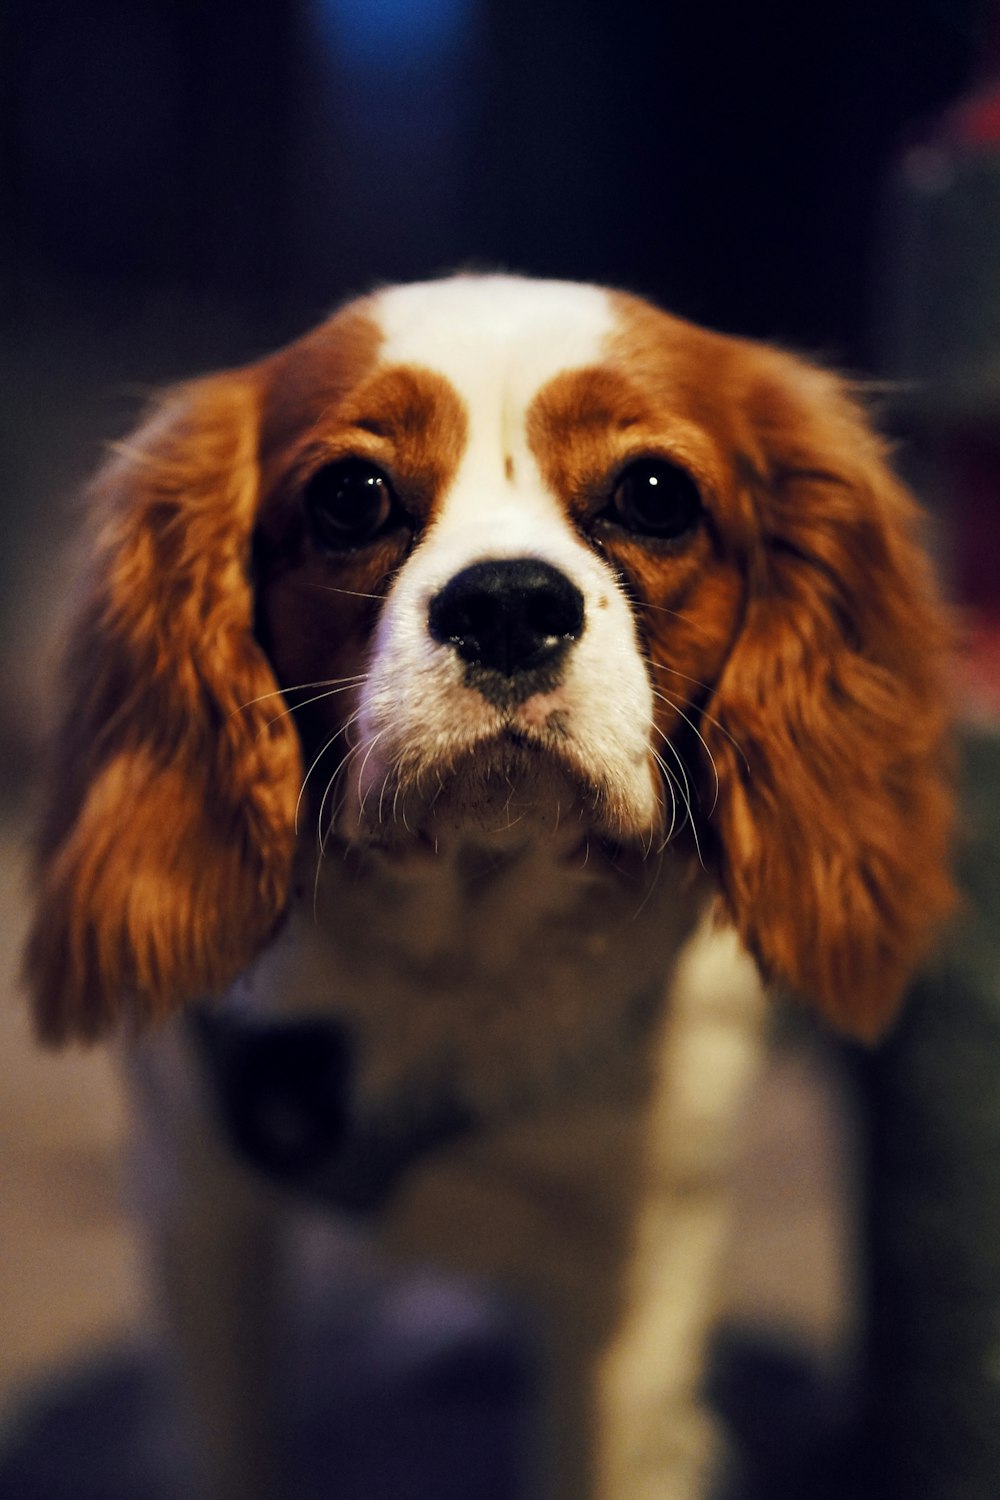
<box><xmin>159</xmin><ymin>1163</ymin><xmax>281</xmax><ymax>1500</ymax></box>
<box><xmin>129</xmin><ymin>1026</ymin><xmax>283</xmax><ymax>1500</ymax></box>
<box><xmin>383</xmin><ymin>1096</ymin><xmax>646</xmax><ymax>1500</ymax></box>
<box><xmin>594</xmin><ymin>926</ymin><xmax>768</xmax><ymax>1500</ymax></box>
<box><xmin>382</xmin><ymin>929</ymin><xmax>764</xmax><ymax>1500</ymax></box>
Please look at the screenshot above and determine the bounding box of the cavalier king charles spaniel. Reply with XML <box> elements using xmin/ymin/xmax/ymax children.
<box><xmin>26</xmin><ymin>275</ymin><xmax>953</xmax><ymax>1500</ymax></box>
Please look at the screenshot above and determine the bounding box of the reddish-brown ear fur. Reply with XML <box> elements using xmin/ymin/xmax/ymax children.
<box><xmin>704</xmin><ymin>350</ymin><xmax>954</xmax><ymax>1040</ymax></box>
<box><xmin>26</xmin><ymin>376</ymin><xmax>302</xmax><ymax>1044</ymax></box>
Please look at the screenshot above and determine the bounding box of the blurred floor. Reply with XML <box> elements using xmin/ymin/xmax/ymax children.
<box><xmin>0</xmin><ymin>815</ymin><xmax>151</xmax><ymax>1431</ymax></box>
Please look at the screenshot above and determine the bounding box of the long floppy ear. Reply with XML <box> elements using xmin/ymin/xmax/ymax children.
<box><xmin>26</xmin><ymin>375</ymin><xmax>302</xmax><ymax>1044</ymax></box>
<box><xmin>703</xmin><ymin>349</ymin><xmax>954</xmax><ymax>1040</ymax></box>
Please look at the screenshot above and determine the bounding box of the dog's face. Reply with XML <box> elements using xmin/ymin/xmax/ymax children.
<box><xmin>254</xmin><ymin>277</ymin><xmax>744</xmax><ymax>858</ymax></box>
<box><xmin>27</xmin><ymin>275</ymin><xmax>953</xmax><ymax>1046</ymax></box>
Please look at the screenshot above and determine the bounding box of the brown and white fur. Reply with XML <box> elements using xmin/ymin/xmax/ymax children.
<box><xmin>26</xmin><ymin>275</ymin><xmax>953</xmax><ymax>1499</ymax></box>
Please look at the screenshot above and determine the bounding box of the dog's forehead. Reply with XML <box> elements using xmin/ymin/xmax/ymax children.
<box><xmin>370</xmin><ymin>275</ymin><xmax>617</xmax><ymax>411</ymax></box>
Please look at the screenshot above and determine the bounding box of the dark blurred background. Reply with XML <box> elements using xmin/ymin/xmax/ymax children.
<box><xmin>3</xmin><ymin>5</ymin><xmax>1000</xmax><ymax>1498</ymax></box>
<box><xmin>2</xmin><ymin>0</ymin><xmax>998</xmax><ymax>763</ymax></box>
<box><xmin>1</xmin><ymin>0</ymin><xmax>988</xmax><ymax>342</ymax></box>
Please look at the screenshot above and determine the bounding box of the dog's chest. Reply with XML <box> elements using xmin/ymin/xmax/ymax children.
<box><xmin>233</xmin><ymin>835</ymin><xmax>704</xmax><ymax>1119</ymax></box>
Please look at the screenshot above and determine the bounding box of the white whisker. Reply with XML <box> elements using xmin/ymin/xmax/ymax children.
<box><xmin>315</xmin><ymin>720</ymin><xmax>366</xmax><ymax>853</ymax></box>
<box><xmin>377</xmin><ymin>767</ymin><xmax>393</xmax><ymax>826</ymax></box>
<box><xmin>633</xmin><ymin>599</ymin><xmax>718</xmax><ymax>644</ymax></box>
<box><xmin>265</xmin><ymin>680</ymin><xmax>366</xmax><ymax>730</ymax></box>
<box><xmin>307</xmin><ymin>583</ymin><xmax>385</xmax><ymax>601</ymax></box>
<box><xmin>294</xmin><ymin>709</ymin><xmax>362</xmax><ymax>834</ymax></box>
<box><xmin>651</xmin><ymin>689</ymin><xmax>721</xmax><ymax>816</ymax></box>
<box><xmin>650</xmin><ymin>739</ymin><xmax>707</xmax><ymax>869</ymax></box>
<box><xmin>232</xmin><ymin>674</ymin><xmax>367</xmax><ymax>716</ymax></box>
<box><xmin>356</xmin><ymin>731</ymin><xmax>388</xmax><ymax>823</ymax></box>
<box><xmin>650</xmin><ymin>748</ymin><xmax>680</xmax><ymax>850</ymax></box>
<box><xmin>647</xmin><ymin>661</ymin><xmax>715</xmax><ymax>695</ymax></box>
<box><xmin>652</xmin><ymin>729</ymin><xmax>696</xmax><ymax>821</ymax></box>
<box><xmin>631</xmin><ymin>842</ymin><xmax>667</xmax><ymax>919</ymax></box>
<box><xmin>648</xmin><ymin>666</ymin><xmax>751</xmax><ymax>774</ymax></box>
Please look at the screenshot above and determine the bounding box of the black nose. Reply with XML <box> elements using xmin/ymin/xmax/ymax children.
<box><xmin>428</xmin><ymin>558</ymin><xmax>585</xmax><ymax>678</ymax></box>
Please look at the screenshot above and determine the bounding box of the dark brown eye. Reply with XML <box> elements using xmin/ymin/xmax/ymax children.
<box><xmin>303</xmin><ymin>459</ymin><xmax>398</xmax><ymax>551</ymax></box>
<box><xmin>609</xmin><ymin>458</ymin><xmax>702</xmax><ymax>540</ymax></box>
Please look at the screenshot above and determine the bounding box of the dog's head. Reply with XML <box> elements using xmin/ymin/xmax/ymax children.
<box><xmin>27</xmin><ymin>275</ymin><xmax>954</xmax><ymax>1045</ymax></box>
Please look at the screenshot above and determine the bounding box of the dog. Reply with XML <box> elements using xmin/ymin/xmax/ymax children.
<box><xmin>25</xmin><ymin>274</ymin><xmax>953</xmax><ymax>1500</ymax></box>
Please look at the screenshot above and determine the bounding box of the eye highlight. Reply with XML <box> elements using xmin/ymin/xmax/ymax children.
<box><xmin>606</xmin><ymin>457</ymin><xmax>703</xmax><ymax>541</ymax></box>
<box><xmin>303</xmin><ymin>459</ymin><xmax>401</xmax><ymax>551</ymax></box>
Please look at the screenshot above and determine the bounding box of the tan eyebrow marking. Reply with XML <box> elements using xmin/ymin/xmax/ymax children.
<box><xmin>330</xmin><ymin>363</ymin><xmax>469</xmax><ymax>519</ymax></box>
<box><xmin>504</xmin><ymin>454</ymin><xmax>515</xmax><ymax>482</ymax></box>
<box><xmin>526</xmin><ymin>365</ymin><xmax>653</xmax><ymax>514</ymax></box>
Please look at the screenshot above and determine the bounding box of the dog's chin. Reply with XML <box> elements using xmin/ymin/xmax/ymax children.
<box><xmin>331</xmin><ymin>730</ymin><xmax>658</xmax><ymax>862</ymax></box>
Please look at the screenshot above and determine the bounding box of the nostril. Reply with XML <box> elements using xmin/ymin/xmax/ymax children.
<box><xmin>428</xmin><ymin>559</ymin><xmax>585</xmax><ymax>677</ymax></box>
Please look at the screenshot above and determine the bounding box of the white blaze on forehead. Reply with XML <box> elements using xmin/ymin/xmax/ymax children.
<box><xmin>372</xmin><ymin>274</ymin><xmax>617</xmax><ymax>561</ymax></box>
<box><xmin>373</xmin><ymin>273</ymin><xmax>615</xmax><ymax>383</ymax></box>
<box><xmin>347</xmin><ymin>276</ymin><xmax>659</xmax><ymax>842</ymax></box>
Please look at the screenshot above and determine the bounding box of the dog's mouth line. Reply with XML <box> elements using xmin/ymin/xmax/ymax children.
<box><xmin>315</xmin><ymin>707</ymin><xmax>663</xmax><ymax>860</ymax></box>
<box><xmin>344</xmin><ymin>719</ymin><xmax>585</xmax><ymax>792</ymax></box>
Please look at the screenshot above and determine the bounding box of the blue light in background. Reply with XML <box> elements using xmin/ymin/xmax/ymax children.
<box><xmin>296</xmin><ymin>0</ymin><xmax>485</xmax><ymax>282</ymax></box>
<box><xmin>314</xmin><ymin>0</ymin><xmax>474</xmax><ymax>73</ymax></box>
